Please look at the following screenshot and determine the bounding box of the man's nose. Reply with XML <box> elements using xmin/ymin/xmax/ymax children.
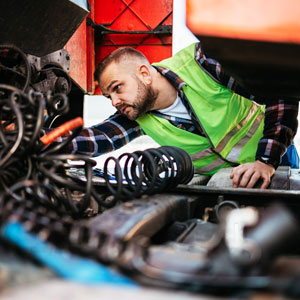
<box><xmin>111</xmin><ymin>94</ymin><xmax>121</xmax><ymax>107</ymax></box>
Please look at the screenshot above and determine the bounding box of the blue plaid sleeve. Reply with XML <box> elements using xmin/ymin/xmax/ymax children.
<box><xmin>55</xmin><ymin>112</ymin><xmax>144</xmax><ymax>157</ymax></box>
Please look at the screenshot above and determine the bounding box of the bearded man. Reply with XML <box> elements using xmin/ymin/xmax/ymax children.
<box><xmin>56</xmin><ymin>42</ymin><xmax>298</xmax><ymax>189</ymax></box>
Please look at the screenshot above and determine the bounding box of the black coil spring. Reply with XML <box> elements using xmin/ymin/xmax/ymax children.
<box><xmin>103</xmin><ymin>145</ymin><xmax>194</xmax><ymax>202</ymax></box>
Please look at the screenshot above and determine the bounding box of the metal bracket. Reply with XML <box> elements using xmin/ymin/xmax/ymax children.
<box><xmin>27</xmin><ymin>49</ymin><xmax>71</xmax><ymax>73</ymax></box>
<box><xmin>87</xmin><ymin>18</ymin><xmax>172</xmax><ymax>36</ymax></box>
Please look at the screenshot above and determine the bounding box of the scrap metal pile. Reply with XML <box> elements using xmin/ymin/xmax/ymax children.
<box><xmin>0</xmin><ymin>44</ymin><xmax>300</xmax><ymax>298</ymax></box>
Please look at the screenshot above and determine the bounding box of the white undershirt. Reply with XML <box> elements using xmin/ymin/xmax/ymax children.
<box><xmin>157</xmin><ymin>93</ymin><xmax>191</xmax><ymax>120</ymax></box>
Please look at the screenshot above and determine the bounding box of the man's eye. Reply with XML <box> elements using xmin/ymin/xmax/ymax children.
<box><xmin>114</xmin><ymin>85</ymin><xmax>121</xmax><ymax>92</ymax></box>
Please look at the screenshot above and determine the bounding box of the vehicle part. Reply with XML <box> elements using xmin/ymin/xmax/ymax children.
<box><xmin>103</xmin><ymin>146</ymin><xmax>194</xmax><ymax>202</ymax></box>
<box><xmin>186</xmin><ymin>0</ymin><xmax>300</xmax><ymax>99</ymax></box>
<box><xmin>0</xmin><ymin>0</ymin><xmax>89</xmax><ymax>57</ymax></box>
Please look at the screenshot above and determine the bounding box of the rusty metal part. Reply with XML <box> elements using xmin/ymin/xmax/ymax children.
<box><xmin>27</xmin><ymin>50</ymin><xmax>70</xmax><ymax>74</ymax></box>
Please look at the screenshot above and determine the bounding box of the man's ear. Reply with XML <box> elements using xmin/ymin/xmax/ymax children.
<box><xmin>137</xmin><ymin>64</ymin><xmax>152</xmax><ymax>85</ymax></box>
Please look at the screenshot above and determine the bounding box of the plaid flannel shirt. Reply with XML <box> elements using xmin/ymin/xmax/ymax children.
<box><xmin>60</xmin><ymin>42</ymin><xmax>298</xmax><ymax>164</ymax></box>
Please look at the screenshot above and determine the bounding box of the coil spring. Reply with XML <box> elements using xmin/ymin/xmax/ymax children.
<box><xmin>103</xmin><ymin>145</ymin><xmax>194</xmax><ymax>202</ymax></box>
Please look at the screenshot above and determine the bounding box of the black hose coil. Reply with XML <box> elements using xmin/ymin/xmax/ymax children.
<box><xmin>103</xmin><ymin>145</ymin><xmax>194</xmax><ymax>201</ymax></box>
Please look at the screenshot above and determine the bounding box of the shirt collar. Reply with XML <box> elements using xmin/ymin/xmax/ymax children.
<box><xmin>153</xmin><ymin>66</ymin><xmax>186</xmax><ymax>97</ymax></box>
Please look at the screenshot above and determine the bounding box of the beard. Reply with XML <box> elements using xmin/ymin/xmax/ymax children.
<box><xmin>123</xmin><ymin>78</ymin><xmax>157</xmax><ymax>121</ymax></box>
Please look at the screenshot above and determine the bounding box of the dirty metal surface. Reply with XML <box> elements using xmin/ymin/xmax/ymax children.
<box><xmin>0</xmin><ymin>0</ymin><xmax>88</xmax><ymax>56</ymax></box>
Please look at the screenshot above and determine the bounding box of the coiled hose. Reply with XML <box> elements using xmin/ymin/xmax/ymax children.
<box><xmin>103</xmin><ymin>145</ymin><xmax>194</xmax><ymax>202</ymax></box>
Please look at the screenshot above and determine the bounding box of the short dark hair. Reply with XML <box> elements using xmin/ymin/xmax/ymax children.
<box><xmin>94</xmin><ymin>47</ymin><xmax>149</xmax><ymax>82</ymax></box>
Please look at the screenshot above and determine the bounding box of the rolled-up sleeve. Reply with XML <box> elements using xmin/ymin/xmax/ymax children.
<box><xmin>51</xmin><ymin>113</ymin><xmax>144</xmax><ymax>157</ymax></box>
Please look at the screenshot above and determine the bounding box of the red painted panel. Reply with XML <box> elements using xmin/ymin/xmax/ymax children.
<box><xmin>94</xmin><ymin>0</ymin><xmax>127</xmax><ymax>25</ymax></box>
<box><xmin>64</xmin><ymin>1</ymin><xmax>95</xmax><ymax>93</ymax></box>
<box><xmin>129</xmin><ymin>0</ymin><xmax>172</xmax><ymax>29</ymax></box>
<box><xmin>94</xmin><ymin>0</ymin><xmax>173</xmax><ymax>94</ymax></box>
<box><xmin>65</xmin><ymin>20</ymin><xmax>87</xmax><ymax>92</ymax></box>
<box><xmin>86</xmin><ymin>0</ymin><xmax>95</xmax><ymax>93</ymax></box>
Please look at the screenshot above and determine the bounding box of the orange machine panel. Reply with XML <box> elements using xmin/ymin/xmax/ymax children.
<box><xmin>64</xmin><ymin>0</ymin><xmax>95</xmax><ymax>94</ymax></box>
<box><xmin>65</xmin><ymin>20</ymin><xmax>88</xmax><ymax>92</ymax></box>
<box><xmin>186</xmin><ymin>0</ymin><xmax>300</xmax><ymax>44</ymax></box>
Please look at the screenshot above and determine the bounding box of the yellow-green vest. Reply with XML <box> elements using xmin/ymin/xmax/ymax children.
<box><xmin>137</xmin><ymin>43</ymin><xmax>265</xmax><ymax>175</ymax></box>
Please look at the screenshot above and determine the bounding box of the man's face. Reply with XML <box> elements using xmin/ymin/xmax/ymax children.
<box><xmin>100</xmin><ymin>62</ymin><xmax>157</xmax><ymax>120</ymax></box>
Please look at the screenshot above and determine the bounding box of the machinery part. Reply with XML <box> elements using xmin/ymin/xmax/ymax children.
<box><xmin>103</xmin><ymin>146</ymin><xmax>194</xmax><ymax>201</ymax></box>
<box><xmin>239</xmin><ymin>205</ymin><xmax>300</xmax><ymax>268</ymax></box>
<box><xmin>0</xmin><ymin>86</ymin><xmax>44</xmax><ymax>170</ymax></box>
<box><xmin>32</xmin><ymin>68</ymin><xmax>72</xmax><ymax>97</ymax></box>
<box><xmin>225</xmin><ymin>207</ymin><xmax>260</xmax><ymax>265</ymax></box>
<box><xmin>0</xmin><ymin>44</ymin><xmax>72</xmax><ymax>97</ymax></box>
<box><xmin>0</xmin><ymin>45</ymin><xmax>31</xmax><ymax>91</ymax></box>
<box><xmin>86</xmin><ymin>194</ymin><xmax>190</xmax><ymax>242</ymax></box>
<box><xmin>117</xmin><ymin>204</ymin><xmax>300</xmax><ymax>294</ymax></box>
<box><xmin>90</xmin><ymin>20</ymin><xmax>172</xmax><ymax>37</ymax></box>
<box><xmin>45</xmin><ymin>92</ymin><xmax>70</xmax><ymax>120</ymax></box>
<box><xmin>0</xmin><ymin>0</ymin><xmax>89</xmax><ymax>56</ymax></box>
<box><xmin>0</xmin><ymin>178</ymin><xmax>300</xmax><ymax>297</ymax></box>
<box><xmin>207</xmin><ymin>204</ymin><xmax>300</xmax><ymax>278</ymax></box>
<box><xmin>0</xmin><ymin>44</ymin><xmax>73</xmax><ymax>130</ymax></box>
<box><xmin>214</xmin><ymin>198</ymin><xmax>239</xmax><ymax>222</ymax></box>
<box><xmin>27</xmin><ymin>49</ymin><xmax>71</xmax><ymax>74</ymax></box>
<box><xmin>0</xmin><ymin>82</ymin><xmax>102</xmax><ymax>217</ymax></box>
<box><xmin>186</xmin><ymin>0</ymin><xmax>300</xmax><ymax>99</ymax></box>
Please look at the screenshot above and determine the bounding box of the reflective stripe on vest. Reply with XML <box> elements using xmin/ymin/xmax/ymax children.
<box><xmin>191</xmin><ymin>148</ymin><xmax>224</xmax><ymax>173</ymax></box>
<box><xmin>191</xmin><ymin>102</ymin><xmax>263</xmax><ymax>172</ymax></box>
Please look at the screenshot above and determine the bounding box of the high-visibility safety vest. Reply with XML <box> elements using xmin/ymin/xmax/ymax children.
<box><xmin>136</xmin><ymin>43</ymin><xmax>265</xmax><ymax>175</ymax></box>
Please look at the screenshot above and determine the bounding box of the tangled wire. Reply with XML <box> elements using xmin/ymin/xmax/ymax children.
<box><xmin>0</xmin><ymin>84</ymin><xmax>99</xmax><ymax>217</ymax></box>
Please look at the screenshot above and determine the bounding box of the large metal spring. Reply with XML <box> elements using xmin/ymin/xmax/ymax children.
<box><xmin>103</xmin><ymin>146</ymin><xmax>194</xmax><ymax>202</ymax></box>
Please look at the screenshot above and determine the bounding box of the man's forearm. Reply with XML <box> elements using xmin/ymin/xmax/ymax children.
<box><xmin>44</xmin><ymin>113</ymin><xmax>144</xmax><ymax>157</ymax></box>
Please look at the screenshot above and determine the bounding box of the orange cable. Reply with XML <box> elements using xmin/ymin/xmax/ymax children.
<box><xmin>40</xmin><ymin>117</ymin><xmax>83</xmax><ymax>145</ymax></box>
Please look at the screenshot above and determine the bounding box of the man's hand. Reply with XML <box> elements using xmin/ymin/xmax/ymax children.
<box><xmin>230</xmin><ymin>160</ymin><xmax>275</xmax><ymax>189</ymax></box>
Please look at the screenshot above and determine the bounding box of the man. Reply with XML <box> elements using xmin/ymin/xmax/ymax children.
<box><xmin>60</xmin><ymin>42</ymin><xmax>298</xmax><ymax>189</ymax></box>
